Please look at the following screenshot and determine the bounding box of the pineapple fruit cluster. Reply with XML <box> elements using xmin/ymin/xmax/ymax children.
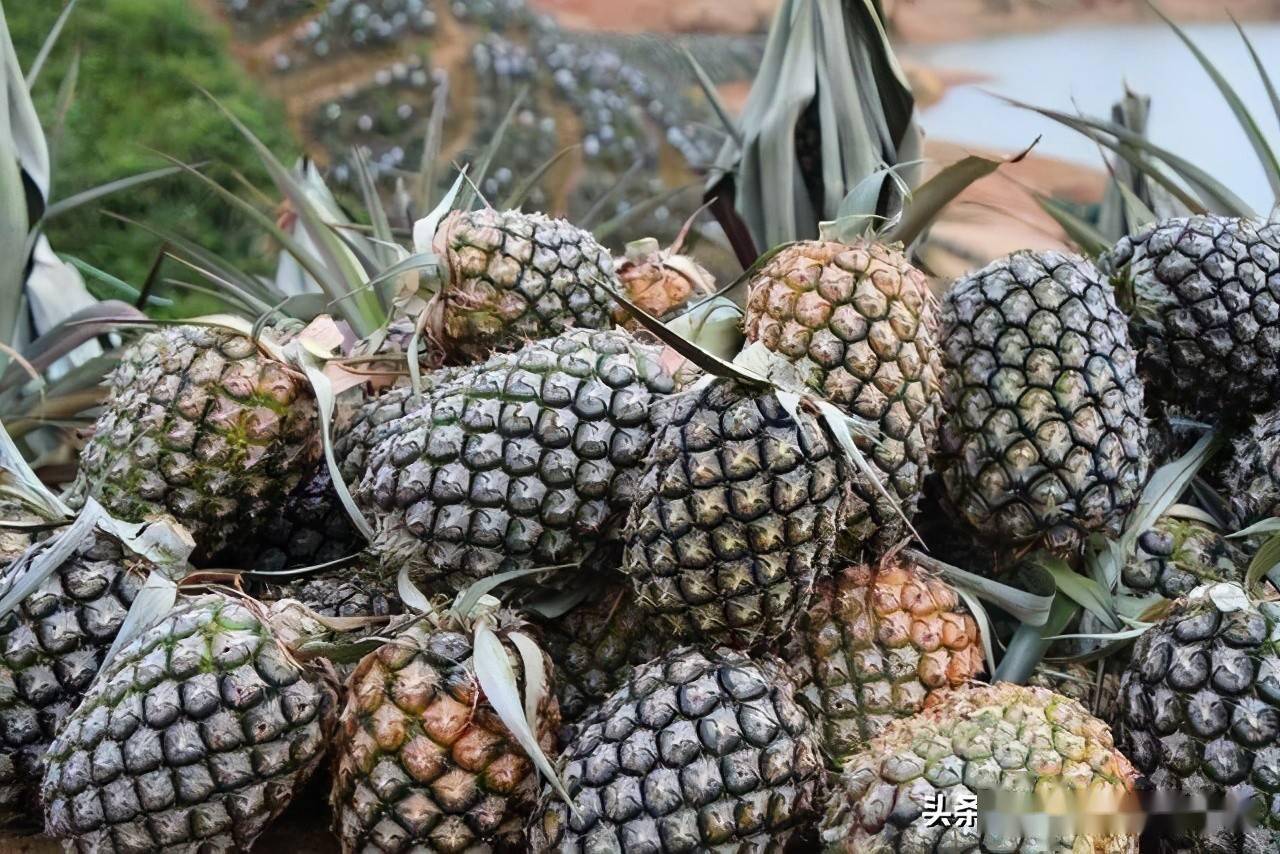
<box><xmin>5</xmin><ymin>208</ymin><xmax>1280</xmax><ymax>854</ymax></box>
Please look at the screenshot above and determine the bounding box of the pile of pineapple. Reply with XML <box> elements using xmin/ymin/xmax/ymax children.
<box><xmin>4</xmin><ymin>191</ymin><xmax>1280</xmax><ymax>854</ymax></box>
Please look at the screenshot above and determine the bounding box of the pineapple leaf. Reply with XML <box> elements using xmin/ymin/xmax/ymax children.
<box><xmin>1232</xmin><ymin>15</ymin><xmax>1280</xmax><ymax>142</ymax></box>
<box><xmin>907</xmin><ymin>549</ymin><xmax>1054</xmax><ymax>626</ymax></box>
<box><xmin>473</xmin><ymin>625</ymin><xmax>576</xmax><ymax>810</ymax></box>
<box><xmin>1034</xmin><ymin>195</ymin><xmax>1110</xmax><ymax>257</ymax></box>
<box><xmin>0</xmin><ymin>415</ymin><xmax>69</xmax><ymax>518</ymax></box>
<box><xmin>508</xmin><ymin>630</ymin><xmax>547</xmax><ymax>734</ymax></box>
<box><xmin>350</xmin><ymin>149</ymin><xmax>395</xmax><ymax>269</ymax></box>
<box><xmin>0</xmin><ymin>300</ymin><xmax>142</xmax><ymax>393</ymax></box>
<box><xmin>1244</xmin><ymin>532</ymin><xmax>1280</xmax><ymax>596</ymax></box>
<box><xmin>41</xmin><ymin>164</ymin><xmax>187</xmax><ymax>224</ymax></box>
<box><xmin>663</xmin><ymin>297</ymin><xmax>744</xmax><ymax>363</ymax></box>
<box><xmin>24</xmin><ymin>0</ymin><xmax>78</xmax><ymax>90</ymax></box>
<box><xmin>412</xmin><ymin>171</ymin><xmax>466</xmax><ymax>257</ymax></box>
<box><xmin>411</xmin><ymin>71</ymin><xmax>450</xmax><ymax>221</ymax></box>
<box><xmin>883</xmin><ymin>143</ymin><xmax>1036</xmax><ymax>248</ymax></box>
<box><xmin>293</xmin><ymin>354</ymin><xmax>374</xmax><ymax>541</ymax></box>
<box><xmin>1230</xmin><ymin>518</ymin><xmax>1280</xmax><ymax>538</ymax></box>
<box><xmin>681</xmin><ymin>47</ymin><xmax>740</xmax><ymax>145</ymax></box>
<box><xmin>0</xmin><ymin>4</ymin><xmax>31</xmax><ymax>350</ymax></box>
<box><xmin>502</xmin><ymin>144</ymin><xmax>579</xmax><ymax>212</ymax></box>
<box><xmin>1037</xmin><ymin>553</ymin><xmax>1120</xmax><ymax>631</ymax></box>
<box><xmin>951</xmin><ymin>587</ymin><xmax>997</xmax><ymax>677</ymax></box>
<box><xmin>452</xmin><ymin>566</ymin><xmax>560</xmax><ymax>623</ymax></box>
<box><xmin>993</xmin><ymin>595</ymin><xmax>1080</xmax><ymax>684</ymax></box>
<box><xmin>94</xmin><ymin>569</ymin><xmax>177</xmax><ymax>682</ymax></box>
<box><xmin>1147</xmin><ymin>1</ymin><xmax>1280</xmax><ymax>200</ymax></box>
<box><xmin>0</xmin><ymin>498</ymin><xmax>101</xmax><ymax>619</ymax></box>
<box><xmin>396</xmin><ymin>565</ymin><xmax>434</xmax><ymax>615</ymax></box>
<box><xmin>579</xmin><ymin>160</ymin><xmax>643</xmax><ymax>231</ymax></box>
<box><xmin>1111</xmin><ymin>179</ymin><xmax>1157</xmax><ymax>232</ymax></box>
<box><xmin>457</xmin><ymin>86</ymin><xmax>528</xmax><ymax>214</ymax></box>
<box><xmin>593</xmin><ymin>182</ymin><xmax>698</xmax><ymax>243</ymax></box>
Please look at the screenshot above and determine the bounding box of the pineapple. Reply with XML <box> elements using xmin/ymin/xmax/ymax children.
<box><xmin>822</xmin><ymin>683</ymin><xmax>1140</xmax><ymax>852</ymax></box>
<box><xmin>69</xmin><ymin>324</ymin><xmax>322</xmax><ymax>564</ymax></box>
<box><xmin>344</xmin><ymin>329</ymin><xmax>682</xmax><ymax>595</ymax></box>
<box><xmin>938</xmin><ymin>250</ymin><xmax>1150</xmax><ymax>552</ymax></box>
<box><xmin>41</xmin><ymin>594</ymin><xmax>338</xmax><ymax>852</ymax></box>
<box><xmin>744</xmin><ymin>238</ymin><xmax>943</xmax><ymax>552</ymax></box>
<box><xmin>1028</xmin><ymin>662</ymin><xmax>1120</xmax><ymax>721</ymax></box>
<box><xmin>1120</xmin><ymin>515</ymin><xmax>1246</xmax><ymax>599</ymax></box>
<box><xmin>534</xmin><ymin>579</ymin><xmax>685</xmax><ymax>724</ymax></box>
<box><xmin>425</xmin><ymin>209</ymin><xmax>618</xmax><ymax>365</ymax></box>
<box><xmin>1111</xmin><ymin>584</ymin><xmax>1280</xmax><ymax>853</ymax></box>
<box><xmin>330</xmin><ymin>607</ymin><xmax>558</xmax><ymax>852</ymax></box>
<box><xmin>621</xmin><ymin>377</ymin><xmax>852</xmax><ymax>648</ymax></box>
<box><xmin>613</xmin><ymin>236</ymin><xmax>716</xmax><ymax>330</ymax></box>
<box><xmin>216</xmin><ymin>464</ymin><xmax>362</xmax><ymax>573</ymax></box>
<box><xmin>1099</xmin><ymin>215</ymin><xmax>1280</xmax><ymax>422</ymax></box>
<box><xmin>527</xmin><ymin>646</ymin><xmax>824</xmax><ymax>851</ymax></box>
<box><xmin>1220</xmin><ymin>402</ymin><xmax>1280</xmax><ymax>526</ymax></box>
<box><xmin>779</xmin><ymin>554</ymin><xmax>984</xmax><ymax>759</ymax></box>
<box><xmin>0</xmin><ymin>523</ymin><xmax>172</xmax><ymax>824</ymax></box>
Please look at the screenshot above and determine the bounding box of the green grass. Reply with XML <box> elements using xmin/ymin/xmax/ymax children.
<box><xmin>9</xmin><ymin>0</ymin><xmax>298</xmax><ymax>311</ymax></box>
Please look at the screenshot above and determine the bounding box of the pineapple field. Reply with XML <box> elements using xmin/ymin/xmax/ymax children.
<box><xmin>4</xmin><ymin>0</ymin><xmax>1280</xmax><ymax>852</ymax></box>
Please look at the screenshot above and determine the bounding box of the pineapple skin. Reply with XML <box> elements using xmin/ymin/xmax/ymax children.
<box><xmin>41</xmin><ymin>595</ymin><xmax>337</xmax><ymax>853</ymax></box>
<box><xmin>431</xmin><ymin>209</ymin><xmax>617</xmax><ymax>365</ymax></box>
<box><xmin>621</xmin><ymin>377</ymin><xmax>852</xmax><ymax>648</ymax></box>
<box><xmin>745</xmin><ymin>239</ymin><xmax>943</xmax><ymax>554</ymax></box>
<box><xmin>330</xmin><ymin>612</ymin><xmax>559</xmax><ymax>853</ymax></box>
<box><xmin>1100</xmin><ymin>215</ymin><xmax>1280</xmax><ymax>422</ymax></box>
<box><xmin>528</xmin><ymin>646</ymin><xmax>824</xmax><ymax>852</ymax></box>
<box><xmin>779</xmin><ymin>555</ymin><xmax>984</xmax><ymax>760</ymax></box>
<box><xmin>822</xmin><ymin>683</ymin><xmax>1139</xmax><ymax>853</ymax></box>
<box><xmin>1112</xmin><ymin>589</ymin><xmax>1280</xmax><ymax>854</ymax></box>
<box><xmin>1220</xmin><ymin>403</ymin><xmax>1280</xmax><ymax>526</ymax></box>
<box><xmin>70</xmin><ymin>325</ymin><xmax>322</xmax><ymax>564</ymax></box>
<box><xmin>0</xmin><ymin>526</ymin><xmax>160</xmax><ymax>825</ymax></box>
<box><xmin>938</xmin><ymin>250</ymin><xmax>1149</xmax><ymax>552</ymax></box>
<box><xmin>346</xmin><ymin>329</ymin><xmax>681</xmax><ymax>595</ymax></box>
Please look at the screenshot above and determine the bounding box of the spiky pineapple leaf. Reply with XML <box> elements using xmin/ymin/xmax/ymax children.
<box><xmin>1035</xmin><ymin>194</ymin><xmax>1110</xmax><ymax>256</ymax></box>
<box><xmin>24</xmin><ymin>0</ymin><xmax>78</xmax><ymax>89</ymax></box>
<box><xmin>0</xmin><ymin>498</ymin><xmax>101</xmax><ymax>619</ymax></box>
<box><xmin>508</xmin><ymin>630</ymin><xmax>547</xmax><ymax>732</ymax></box>
<box><xmin>411</xmin><ymin>71</ymin><xmax>450</xmax><ymax>221</ymax></box>
<box><xmin>906</xmin><ymin>549</ymin><xmax>1054</xmax><ymax>627</ymax></box>
<box><xmin>412</xmin><ymin>171</ymin><xmax>466</xmax><ymax>257</ymax></box>
<box><xmin>1245</xmin><ymin>532</ymin><xmax>1280</xmax><ymax>595</ymax></box>
<box><xmin>1039</xmin><ymin>554</ymin><xmax>1120</xmax><ymax>631</ymax></box>
<box><xmin>0</xmin><ymin>5</ymin><xmax>31</xmax><ymax>350</ymax></box>
<box><xmin>993</xmin><ymin>594</ymin><xmax>1079</xmax><ymax>684</ymax></box>
<box><xmin>396</xmin><ymin>565</ymin><xmax>434</xmax><ymax>615</ymax></box>
<box><xmin>1232</xmin><ymin>15</ymin><xmax>1280</xmax><ymax>142</ymax></box>
<box><xmin>1001</xmin><ymin>96</ymin><xmax>1243</xmax><ymax>215</ymax></box>
<box><xmin>951</xmin><ymin>587</ymin><xmax>997</xmax><ymax>676</ymax></box>
<box><xmin>681</xmin><ymin>47</ymin><xmax>740</xmax><ymax>144</ymax></box>
<box><xmin>502</xmin><ymin>144</ymin><xmax>579</xmax><ymax>212</ymax></box>
<box><xmin>95</xmin><ymin>569</ymin><xmax>177</xmax><ymax>679</ymax></box>
<box><xmin>1147</xmin><ymin>1</ymin><xmax>1280</xmax><ymax>199</ymax></box>
<box><xmin>458</xmin><ymin>87</ymin><xmax>527</xmax><ymax>213</ymax></box>
<box><xmin>1230</xmin><ymin>517</ymin><xmax>1280</xmax><ymax>538</ymax></box>
<box><xmin>884</xmin><ymin>143</ymin><xmax>1036</xmax><ymax>248</ymax></box>
<box><xmin>42</xmin><ymin>164</ymin><xmax>187</xmax><ymax>223</ymax></box>
<box><xmin>1111</xmin><ymin>179</ymin><xmax>1157</xmax><ymax>232</ymax></box>
<box><xmin>452</xmin><ymin>566</ymin><xmax>560</xmax><ymax>623</ymax></box>
<box><xmin>473</xmin><ymin>625</ymin><xmax>575</xmax><ymax>809</ymax></box>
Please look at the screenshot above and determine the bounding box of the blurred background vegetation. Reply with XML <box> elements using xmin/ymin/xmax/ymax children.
<box><xmin>10</xmin><ymin>0</ymin><xmax>296</xmax><ymax>290</ymax></box>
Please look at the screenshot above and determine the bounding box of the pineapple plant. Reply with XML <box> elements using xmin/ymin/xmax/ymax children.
<box><xmin>424</xmin><ymin>208</ymin><xmax>619</xmax><ymax>365</ymax></box>
<box><xmin>1111</xmin><ymin>583</ymin><xmax>1280</xmax><ymax>853</ymax></box>
<box><xmin>527</xmin><ymin>646</ymin><xmax>825</xmax><ymax>851</ymax></box>
<box><xmin>621</xmin><ymin>375</ymin><xmax>852</xmax><ymax>648</ymax></box>
<box><xmin>938</xmin><ymin>250</ymin><xmax>1150</xmax><ymax>552</ymax></box>
<box><xmin>40</xmin><ymin>593</ymin><xmax>338</xmax><ymax>852</ymax></box>
<box><xmin>822</xmin><ymin>682</ymin><xmax>1140</xmax><ymax>852</ymax></box>
<box><xmin>1099</xmin><ymin>215</ymin><xmax>1280</xmax><ymax>423</ymax></box>
<box><xmin>343</xmin><ymin>328</ymin><xmax>682</xmax><ymax>595</ymax></box>
<box><xmin>330</xmin><ymin>604</ymin><xmax>559</xmax><ymax>852</ymax></box>
<box><xmin>68</xmin><ymin>323</ymin><xmax>322</xmax><ymax>564</ymax></box>
<box><xmin>744</xmin><ymin>234</ymin><xmax>943</xmax><ymax>553</ymax></box>
<box><xmin>779</xmin><ymin>554</ymin><xmax>984</xmax><ymax>759</ymax></box>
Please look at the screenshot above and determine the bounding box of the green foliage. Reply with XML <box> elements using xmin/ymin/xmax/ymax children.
<box><xmin>8</xmin><ymin>0</ymin><xmax>297</xmax><ymax>305</ymax></box>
